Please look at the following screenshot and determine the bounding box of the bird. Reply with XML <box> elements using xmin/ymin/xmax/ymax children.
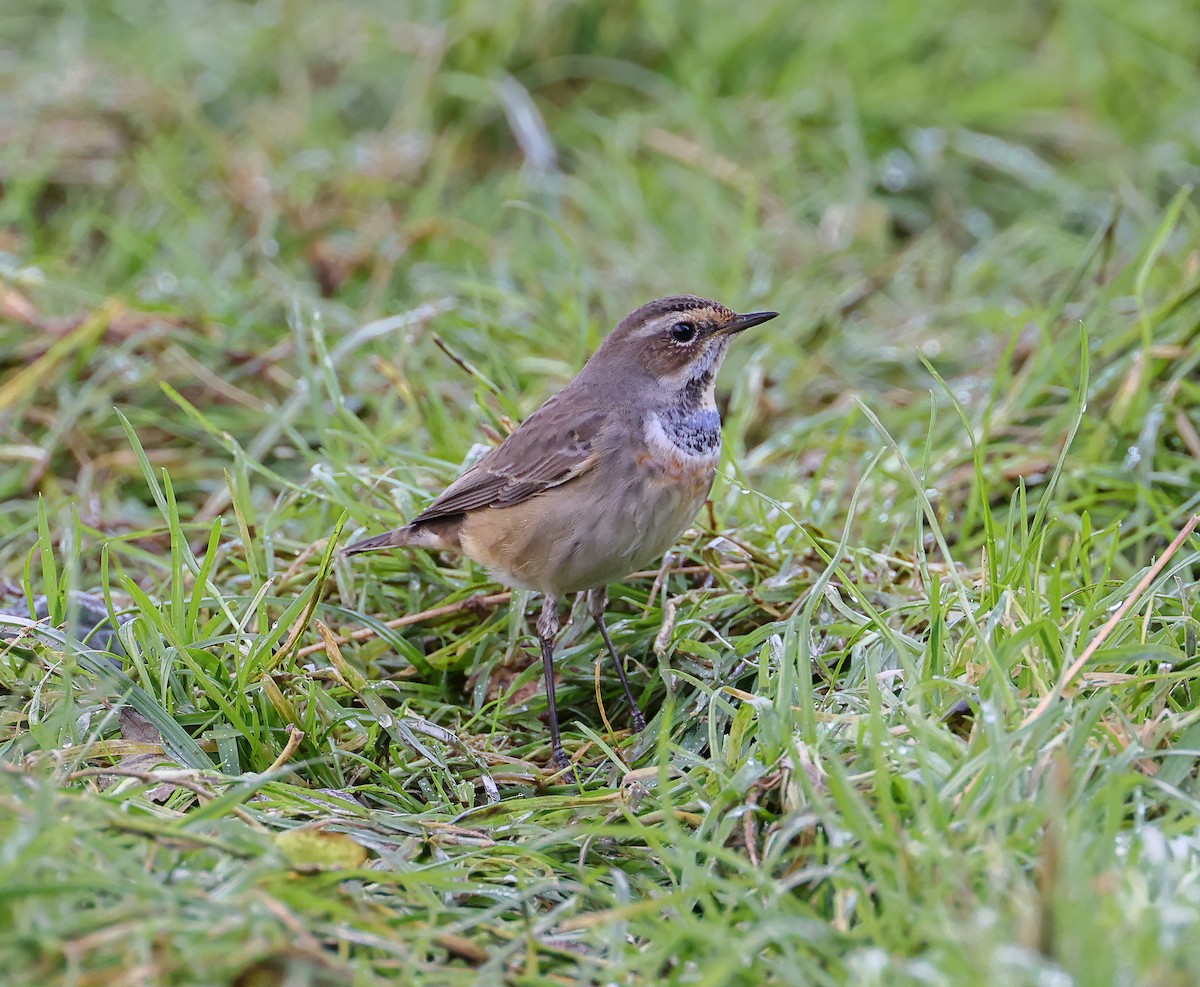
<box><xmin>344</xmin><ymin>295</ymin><xmax>779</xmax><ymax>776</ymax></box>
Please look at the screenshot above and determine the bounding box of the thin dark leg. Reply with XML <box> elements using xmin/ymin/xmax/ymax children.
<box><xmin>536</xmin><ymin>594</ymin><xmax>573</xmax><ymax>776</ymax></box>
<box><xmin>588</xmin><ymin>586</ymin><xmax>647</xmax><ymax>732</ymax></box>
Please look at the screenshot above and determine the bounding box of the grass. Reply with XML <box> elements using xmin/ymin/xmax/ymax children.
<box><xmin>2</xmin><ymin>0</ymin><xmax>1200</xmax><ymax>983</ymax></box>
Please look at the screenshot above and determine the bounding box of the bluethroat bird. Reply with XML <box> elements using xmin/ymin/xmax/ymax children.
<box><xmin>344</xmin><ymin>295</ymin><xmax>779</xmax><ymax>775</ymax></box>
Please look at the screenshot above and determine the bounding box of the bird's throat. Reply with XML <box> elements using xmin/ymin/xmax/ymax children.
<box><xmin>652</xmin><ymin>404</ymin><xmax>722</xmax><ymax>458</ymax></box>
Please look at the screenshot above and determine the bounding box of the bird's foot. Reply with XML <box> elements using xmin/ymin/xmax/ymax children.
<box><xmin>630</xmin><ymin>708</ymin><xmax>647</xmax><ymax>733</ymax></box>
<box><xmin>550</xmin><ymin>748</ymin><xmax>578</xmax><ymax>784</ymax></box>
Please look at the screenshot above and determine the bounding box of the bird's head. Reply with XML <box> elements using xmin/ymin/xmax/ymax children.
<box><xmin>589</xmin><ymin>295</ymin><xmax>778</xmax><ymax>399</ymax></box>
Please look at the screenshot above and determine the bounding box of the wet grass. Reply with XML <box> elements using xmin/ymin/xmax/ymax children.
<box><xmin>2</xmin><ymin>1</ymin><xmax>1200</xmax><ymax>984</ymax></box>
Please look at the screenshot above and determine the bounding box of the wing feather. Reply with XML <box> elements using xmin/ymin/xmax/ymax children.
<box><xmin>409</xmin><ymin>397</ymin><xmax>612</xmax><ymax>524</ymax></box>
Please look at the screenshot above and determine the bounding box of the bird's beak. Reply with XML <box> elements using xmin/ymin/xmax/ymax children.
<box><xmin>718</xmin><ymin>310</ymin><xmax>780</xmax><ymax>335</ymax></box>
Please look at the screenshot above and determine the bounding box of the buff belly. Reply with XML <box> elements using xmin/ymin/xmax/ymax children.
<box><xmin>458</xmin><ymin>450</ymin><xmax>716</xmax><ymax>595</ymax></box>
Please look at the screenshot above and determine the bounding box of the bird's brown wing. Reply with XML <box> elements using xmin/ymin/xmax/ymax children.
<box><xmin>408</xmin><ymin>396</ymin><xmax>612</xmax><ymax>525</ymax></box>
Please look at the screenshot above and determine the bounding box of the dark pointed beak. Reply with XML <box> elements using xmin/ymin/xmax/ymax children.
<box><xmin>719</xmin><ymin>310</ymin><xmax>779</xmax><ymax>335</ymax></box>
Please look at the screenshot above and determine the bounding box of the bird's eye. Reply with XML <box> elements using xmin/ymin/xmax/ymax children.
<box><xmin>670</xmin><ymin>322</ymin><xmax>697</xmax><ymax>343</ymax></box>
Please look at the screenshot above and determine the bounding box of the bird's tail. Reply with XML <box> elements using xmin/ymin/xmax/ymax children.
<box><xmin>343</xmin><ymin>521</ymin><xmax>457</xmax><ymax>555</ymax></box>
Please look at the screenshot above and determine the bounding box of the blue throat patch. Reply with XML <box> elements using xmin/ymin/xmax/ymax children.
<box><xmin>659</xmin><ymin>404</ymin><xmax>721</xmax><ymax>456</ymax></box>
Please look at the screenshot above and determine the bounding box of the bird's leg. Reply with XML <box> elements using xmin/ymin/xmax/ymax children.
<box><xmin>537</xmin><ymin>594</ymin><xmax>573</xmax><ymax>776</ymax></box>
<box><xmin>588</xmin><ymin>586</ymin><xmax>647</xmax><ymax>732</ymax></box>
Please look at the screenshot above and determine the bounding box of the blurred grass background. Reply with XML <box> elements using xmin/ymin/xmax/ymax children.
<box><xmin>2</xmin><ymin>1</ymin><xmax>1200</xmax><ymax>984</ymax></box>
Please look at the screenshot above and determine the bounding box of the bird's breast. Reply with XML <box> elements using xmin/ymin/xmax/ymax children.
<box><xmin>457</xmin><ymin>414</ymin><xmax>719</xmax><ymax>595</ymax></box>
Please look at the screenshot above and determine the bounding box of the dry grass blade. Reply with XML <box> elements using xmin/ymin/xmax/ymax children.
<box><xmin>0</xmin><ymin>299</ymin><xmax>122</xmax><ymax>411</ymax></box>
<box><xmin>299</xmin><ymin>563</ymin><xmax>750</xmax><ymax>658</ymax></box>
<box><xmin>1023</xmin><ymin>513</ymin><xmax>1200</xmax><ymax>726</ymax></box>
